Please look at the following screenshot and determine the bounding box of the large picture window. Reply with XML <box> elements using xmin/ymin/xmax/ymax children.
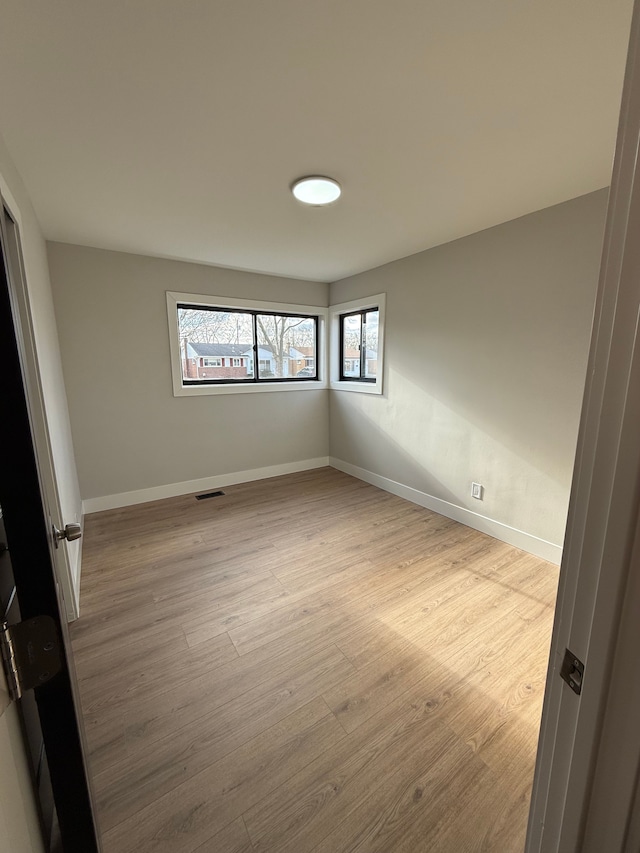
<box><xmin>178</xmin><ymin>305</ymin><xmax>317</xmax><ymax>384</ymax></box>
<box><xmin>167</xmin><ymin>292</ymin><xmax>328</xmax><ymax>396</ymax></box>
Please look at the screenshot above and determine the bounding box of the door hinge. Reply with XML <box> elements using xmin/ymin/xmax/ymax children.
<box><xmin>1</xmin><ymin>617</ymin><xmax>62</xmax><ymax>708</ymax></box>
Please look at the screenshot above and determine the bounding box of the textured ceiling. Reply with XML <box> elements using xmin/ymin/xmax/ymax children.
<box><xmin>0</xmin><ymin>0</ymin><xmax>633</xmax><ymax>281</ymax></box>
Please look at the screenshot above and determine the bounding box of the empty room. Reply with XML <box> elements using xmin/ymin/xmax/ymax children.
<box><xmin>1</xmin><ymin>1</ymin><xmax>639</xmax><ymax>852</ymax></box>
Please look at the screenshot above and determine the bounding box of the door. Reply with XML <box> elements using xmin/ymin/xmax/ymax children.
<box><xmin>526</xmin><ymin>1</ymin><xmax>640</xmax><ymax>849</ymax></box>
<box><xmin>0</xmin><ymin>198</ymin><xmax>99</xmax><ymax>851</ymax></box>
<box><xmin>0</xmin><ymin>194</ymin><xmax>79</xmax><ymax>624</ymax></box>
<box><xmin>0</xmin><ymin>511</ymin><xmax>46</xmax><ymax>853</ymax></box>
<box><xmin>0</xmin><ymin>504</ymin><xmax>56</xmax><ymax>850</ymax></box>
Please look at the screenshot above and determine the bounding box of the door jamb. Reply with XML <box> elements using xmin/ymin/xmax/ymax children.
<box><xmin>527</xmin><ymin>1</ymin><xmax>640</xmax><ymax>848</ymax></box>
<box><xmin>0</xmin><ymin>194</ymin><xmax>99</xmax><ymax>851</ymax></box>
<box><xmin>0</xmin><ymin>179</ymin><xmax>78</xmax><ymax>621</ymax></box>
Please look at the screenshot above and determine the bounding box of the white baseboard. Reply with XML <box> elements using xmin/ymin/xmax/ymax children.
<box><xmin>83</xmin><ymin>457</ymin><xmax>331</xmax><ymax>514</ymax></box>
<box><xmin>82</xmin><ymin>454</ymin><xmax>562</xmax><ymax>563</ymax></box>
<box><xmin>329</xmin><ymin>457</ymin><xmax>562</xmax><ymax>565</ymax></box>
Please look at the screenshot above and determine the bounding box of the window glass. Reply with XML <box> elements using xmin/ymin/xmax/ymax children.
<box><xmin>176</xmin><ymin>304</ymin><xmax>318</xmax><ymax>385</ymax></box>
<box><xmin>177</xmin><ymin>307</ymin><xmax>254</xmax><ymax>382</ymax></box>
<box><xmin>364</xmin><ymin>310</ymin><xmax>379</xmax><ymax>379</ymax></box>
<box><xmin>340</xmin><ymin>309</ymin><xmax>378</xmax><ymax>381</ymax></box>
<box><xmin>342</xmin><ymin>313</ymin><xmax>362</xmax><ymax>378</ymax></box>
<box><xmin>256</xmin><ymin>313</ymin><xmax>317</xmax><ymax>380</ymax></box>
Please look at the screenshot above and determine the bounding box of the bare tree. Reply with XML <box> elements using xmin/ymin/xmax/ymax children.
<box><xmin>257</xmin><ymin>315</ymin><xmax>312</xmax><ymax>376</ymax></box>
<box><xmin>177</xmin><ymin>308</ymin><xmax>253</xmax><ymax>344</ymax></box>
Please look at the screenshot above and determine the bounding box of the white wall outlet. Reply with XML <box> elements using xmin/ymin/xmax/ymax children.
<box><xmin>471</xmin><ymin>482</ymin><xmax>483</xmax><ymax>500</ymax></box>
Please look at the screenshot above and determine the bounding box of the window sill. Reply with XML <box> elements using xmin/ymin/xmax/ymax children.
<box><xmin>173</xmin><ymin>380</ymin><xmax>328</xmax><ymax>397</ymax></box>
<box><xmin>329</xmin><ymin>379</ymin><xmax>383</xmax><ymax>395</ymax></box>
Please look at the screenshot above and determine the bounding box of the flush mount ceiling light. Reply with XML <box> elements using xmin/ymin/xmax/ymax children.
<box><xmin>291</xmin><ymin>176</ymin><xmax>341</xmax><ymax>205</ymax></box>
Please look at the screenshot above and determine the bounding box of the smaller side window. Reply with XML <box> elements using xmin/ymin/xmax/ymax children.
<box><xmin>329</xmin><ymin>293</ymin><xmax>385</xmax><ymax>395</ymax></box>
<box><xmin>339</xmin><ymin>309</ymin><xmax>379</xmax><ymax>382</ymax></box>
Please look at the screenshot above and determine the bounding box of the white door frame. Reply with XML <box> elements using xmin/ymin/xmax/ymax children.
<box><xmin>527</xmin><ymin>1</ymin><xmax>640</xmax><ymax>848</ymax></box>
<box><xmin>581</xmin><ymin>504</ymin><xmax>640</xmax><ymax>851</ymax></box>
<box><xmin>0</xmin><ymin>181</ymin><xmax>79</xmax><ymax>621</ymax></box>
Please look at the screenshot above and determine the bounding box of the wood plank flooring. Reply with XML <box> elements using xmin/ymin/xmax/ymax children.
<box><xmin>70</xmin><ymin>467</ymin><xmax>558</xmax><ymax>853</ymax></box>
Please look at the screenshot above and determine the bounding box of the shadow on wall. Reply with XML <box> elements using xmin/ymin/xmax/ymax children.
<box><xmin>388</xmin><ymin>313</ymin><xmax>584</xmax><ymax>491</ymax></box>
<box><xmin>329</xmin><ymin>192</ymin><xmax>606</xmax><ymax>547</ymax></box>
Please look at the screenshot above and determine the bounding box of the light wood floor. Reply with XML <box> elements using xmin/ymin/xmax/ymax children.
<box><xmin>70</xmin><ymin>467</ymin><xmax>558</xmax><ymax>853</ymax></box>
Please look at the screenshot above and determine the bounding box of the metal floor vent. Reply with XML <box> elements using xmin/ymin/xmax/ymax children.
<box><xmin>195</xmin><ymin>490</ymin><xmax>225</xmax><ymax>501</ymax></box>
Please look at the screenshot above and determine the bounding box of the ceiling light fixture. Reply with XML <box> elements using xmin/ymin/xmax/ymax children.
<box><xmin>291</xmin><ymin>176</ymin><xmax>341</xmax><ymax>206</ymax></box>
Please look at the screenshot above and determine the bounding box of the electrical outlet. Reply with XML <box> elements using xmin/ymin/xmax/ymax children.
<box><xmin>471</xmin><ymin>482</ymin><xmax>483</xmax><ymax>500</ymax></box>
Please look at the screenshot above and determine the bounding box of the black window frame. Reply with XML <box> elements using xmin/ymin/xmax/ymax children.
<box><xmin>339</xmin><ymin>307</ymin><xmax>379</xmax><ymax>382</ymax></box>
<box><xmin>177</xmin><ymin>303</ymin><xmax>320</xmax><ymax>386</ymax></box>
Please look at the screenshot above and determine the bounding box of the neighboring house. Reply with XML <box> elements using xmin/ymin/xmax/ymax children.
<box><xmin>252</xmin><ymin>345</ymin><xmax>308</xmax><ymax>378</ymax></box>
<box><xmin>182</xmin><ymin>342</ymin><xmax>252</xmax><ymax>379</ymax></box>
<box><xmin>183</xmin><ymin>341</ymin><xmax>308</xmax><ymax>379</ymax></box>
<box><xmin>283</xmin><ymin>347</ymin><xmax>308</xmax><ymax>376</ymax></box>
<box><xmin>294</xmin><ymin>345</ymin><xmax>316</xmax><ymax>376</ymax></box>
<box><xmin>342</xmin><ymin>347</ymin><xmax>378</xmax><ymax>377</ymax></box>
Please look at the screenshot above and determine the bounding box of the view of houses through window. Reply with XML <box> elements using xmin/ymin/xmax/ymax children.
<box><xmin>341</xmin><ymin>308</ymin><xmax>379</xmax><ymax>380</ymax></box>
<box><xmin>178</xmin><ymin>304</ymin><xmax>318</xmax><ymax>383</ymax></box>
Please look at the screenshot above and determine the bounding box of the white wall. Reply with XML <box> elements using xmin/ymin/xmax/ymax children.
<box><xmin>47</xmin><ymin>244</ymin><xmax>330</xmax><ymax>506</ymax></box>
<box><xmin>329</xmin><ymin>190</ymin><xmax>608</xmax><ymax>557</ymax></box>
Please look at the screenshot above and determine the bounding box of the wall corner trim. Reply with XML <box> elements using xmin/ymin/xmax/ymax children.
<box><xmin>329</xmin><ymin>457</ymin><xmax>562</xmax><ymax>565</ymax></box>
<box><xmin>82</xmin><ymin>457</ymin><xmax>331</xmax><ymax>514</ymax></box>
